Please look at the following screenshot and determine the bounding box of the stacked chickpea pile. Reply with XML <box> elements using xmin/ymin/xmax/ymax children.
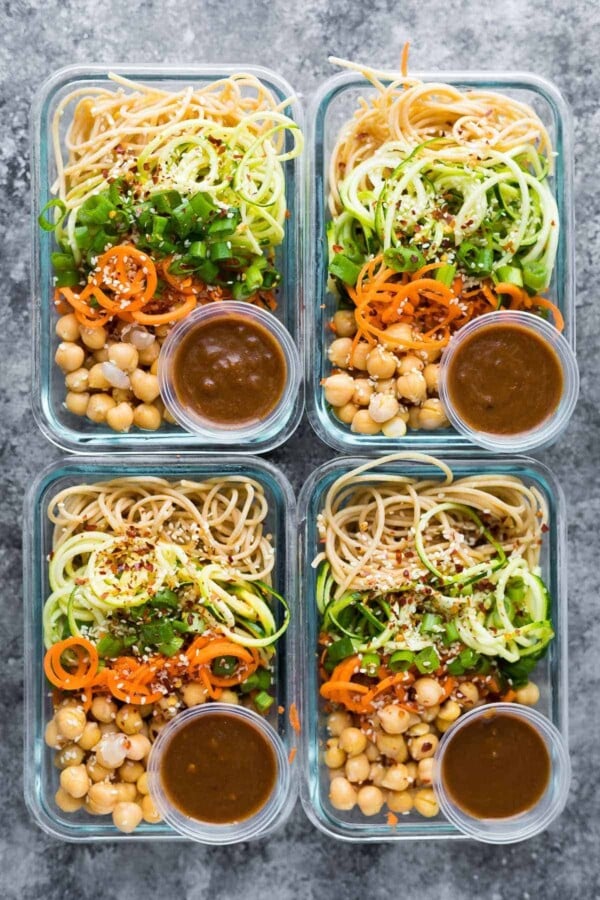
<box><xmin>325</xmin><ymin>676</ymin><xmax>539</xmax><ymax>820</ymax></box>
<box><xmin>322</xmin><ymin>311</ymin><xmax>450</xmax><ymax>436</ymax></box>
<box><xmin>45</xmin><ymin>680</ymin><xmax>243</xmax><ymax>833</ymax></box>
<box><xmin>54</xmin><ymin>314</ymin><xmax>176</xmax><ymax>432</ymax></box>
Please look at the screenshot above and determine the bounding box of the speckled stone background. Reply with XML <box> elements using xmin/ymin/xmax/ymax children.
<box><xmin>1</xmin><ymin>0</ymin><xmax>599</xmax><ymax>896</ymax></box>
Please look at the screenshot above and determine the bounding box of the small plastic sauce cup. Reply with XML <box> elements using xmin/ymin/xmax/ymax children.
<box><xmin>438</xmin><ymin>311</ymin><xmax>579</xmax><ymax>452</ymax></box>
<box><xmin>433</xmin><ymin>703</ymin><xmax>571</xmax><ymax>843</ymax></box>
<box><xmin>158</xmin><ymin>302</ymin><xmax>301</xmax><ymax>443</ymax></box>
<box><xmin>147</xmin><ymin>703</ymin><xmax>292</xmax><ymax>844</ymax></box>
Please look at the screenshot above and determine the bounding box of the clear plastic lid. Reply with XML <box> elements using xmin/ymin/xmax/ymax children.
<box><xmin>433</xmin><ymin>703</ymin><xmax>571</xmax><ymax>843</ymax></box>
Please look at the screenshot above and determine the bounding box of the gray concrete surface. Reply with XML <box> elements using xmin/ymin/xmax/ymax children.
<box><xmin>1</xmin><ymin>0</ymin><xmax>599</xmax><ymax>897</ymax></box>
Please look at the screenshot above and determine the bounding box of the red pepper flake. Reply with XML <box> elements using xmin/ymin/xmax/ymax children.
<box><xmin>541</xmin><ymin>523</ymin><xmax>549</xmax><ymax>533</ymax></box>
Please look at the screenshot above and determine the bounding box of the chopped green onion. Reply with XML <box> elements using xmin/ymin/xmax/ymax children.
<box><xmin>189</xmin><ymin>191</ymin><xmax>217</xmax><ymax>219</ymax></box>
<box><xmin>78</xmin><ymin>194</ymin><xmax>116</xmax><ymax>225</ymax></box>
<box><xmin>51</xmin><ymin>252</ymin><xmax>77</xmax><ymax>271</ymax></box>
<box><xmin>55</xmin><ymin>270</ymin><xmax>80</xmax><ymax>288</ymax></box>
<box><xmin>240</xmin><ymin>669</ymin><xmax>272</xmax><ymax>694</ymax></box>
<box><xmin>414</xmin><ymin>646</ymin><xmax>440</xmax><ymax>674</ymax></box>
<box><xmin>456</xmin><ymin>241</ymin><xmax>493</xmax><ymax>275</ymax></box>
<box><xmin>383</xmin><ymin>245</ymin><xmax>426</xmax><ymax>273</ymax></box>
<box><xmin>388</xmin><ymin>649</ymin><xmax>414</xmax><ymax>672</ymax></box>
<box><xmin>447</xmin><ymin>659</ymin><xmax>465</xmax><ymax>676</ymax></box>
<box><xmin>444</xmin><ymin>621</ymin><xmax>460</xmax><ymax>644</ymax></box>
<box><xmin>458</xmin><ymin>648</ymin><xmax>480</xmax><ymax>670</ymax></box>
<box><xmin>212</xmin><ymin>655</ymin><xmax>238</xmax><ymax>676</ymax></box>
<box><xmin>496</xmin><ymin>265</ymin><xmax>523</xmax><ymax>287</ymax></box>
<box><xmin>329</xmin><ymin>253</ymin><xmax>362</xmax><ymax>285</ymax></box>
<box><xmin>209</xmin><ymin>241</ymin><xmax>233</xmax><ymax>262</ymax></box>
<box><xmin>181</xmin><ymin>612</ymin><xmax>206</xmax><ymax>634</ymax></box>
<box><xmin>522</xmin><ymin>261</ymin><xmax>548</xmax><ymax>292</ymax></box>
<box><xmin>361</xmin><ymin>652</ymin><xmax>381</xmax><ymax>676</ymax></box>
<box><xmin>434</xmin><ymin>263</ymin><xmax>456</xmax><ymax>287</ymax></box>
<box><xmin>254</xmin><ymin>691</ymin><xmax>275</xmax><ymax>713</ymax></box>
<box><xmin>421</xmin><ymin>613</ymin><xmax>443</xmax><ymax>634</ymax></box>
<box><xmin>327</xmin><ymin>636</ymin><xmax>356</xmax><ymax>664</ymax></box>
<box><xmin>188</xmin><ymin>240</ymin><xmax>207</xmax><ymax>259</ymax></box>
<box><xmin>157</xmin><ymin>635</ymin><xmax>184</xmax><ymax>657</ymax></box>
<box><xmin>97</xmin><ymin>635</ymin><xmax>124</xmax><ymax>659</ymax></box>
<box><xmin>244</xmin><ymin>263</ymin><xmax>264</xmax><ymax>293</ymax></box>
<box><xmin>208</xmin><ymin>211</ymin><xmax>240</xmax><ymax>236</ymax></box>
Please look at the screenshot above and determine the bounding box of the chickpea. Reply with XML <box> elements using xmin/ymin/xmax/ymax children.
<box><xmin>405</xmin><ymin>760</ymin><xmax>418</xmax><ymax>782</ymax></box>
<box><xmin>329</xmin><ymin>776</ymin><xmax>357</xmax><ymax>811</ymax></box>
<box><xmin>328</xmin><ymin>766</ymin><xmax>345</xmax><ymax>781</ymax></box>
<box><xmin>349</xmin><ymin>340</ymin><xmax>371</xmax><ymax>370</ymax></box>
<box><xmin>55</xmin><ymin>705</ymin><xmax>87</xmax><ymax>740</ymax></box>
<box><xmin>137</xmin><ymin>341</ymin><xmax>160</xmax><ymax>367</ymax></box>
<box><xmin>423</xmin><ymin>363</ymin><xmax>440</xmax><ymax>393</ymax></box>
<box><xmin>338</xmin><ymin>727</ymin><xmax>367</xmax><ymax>757</ymax></box>
<box><xmin>154</xmin><ymin>324</ymin><xmax>170</xmax><ymax>340</ymax></box>
<box><xmin>115</xmin><ymin>705</ymin><xmax>143</xmax><ymax>736</ymax></box>
<box><xmin>456</xmin><ymin>682</ymin><xmax>479</xmax><ymax>707</ymax></box>
<box><xmin>55</xmin><ymin>341</ymin><xmax>85</xmax><ymax>373</ymax></box>
<box><xmin>55</xmin><ymin>786</ymin><xmax>84</xmax><ymax>813</ymax></box>
<box><xmin>60</xmin><ymin>764</ymin><xmax>90</xmax><ymax>799</ymax></box>
<box><xmin>86</xmin><ymin>755</ymin><xmax>112</xmax><ymax>783</ymax></box>
<box><xmin>407</xmin><ymin>722</ymin><xmax>430</xmax><ymax>737</ymax></box>
<box><xmin>365</xmin><ymin>740</ymin><xmax>380</xmax><ymax>762</ymax></box>
<box><xmin>418</xmin><ymin>398</ymin><xmax>450</xmax><ymax>430</ymax></box>
<box><xmin>219</xmin><ymin>689</ymin><xmax>239</xmax><ymax>705</ymax></box>
<box><xmin>357</xmin><ymin>785</ymin><xmax>384</xmax><ymax>816</ymax></box>
<box><xmin>413</xmin><ymin>788</ymin><xmax>439</xmax><ymax>818</ymax></box>
<box><xmin>333</xmin><ymin>310</ymin><xmax>357</xmax><ymax>338</ymax></box>
<box><xmin>150</xmin><ymin>358</ymin><xmax>160</xmax><ymax>377</ymax></box>
<box><xmin>438</xmin><ymin>700</ymin><xmax>461</xmax><ymax>722</ymax></box>
<box><xmin>112</xmin><ymin>801</ymin><xmax>143</xmax><ymax>834</ymax></box>
<box><xmin>334</xmin><ymin>402</ymin><xmax>359</xmax><ymax>425</ymax></box>
<box><xmin>419</xmin><ymin>344</ymin><xmax>442</xmax><ymax>363</ymax></box>
<box><xmin>137</xmin><ymin>772</ymin><xmax>149</xmax><ymax>795</ymax></box>
<box><xmin>44</xmin><ymin>719</ymin><xmax>63</xmax><ymax>749</ymax></box>
<box><xmin>324</xmin><ymin>738</ymin><xmax>346</xmax><ymax>770</ymax></box>
<box><xmin>381</xmin><ymin>415</ymin><xmax>408</xmax><ymax>438</ymax></box>
<box><xmin>141</xmin><ymin>794</ymin><xmax>162</xmax><ymax>824</ymax></box>
<box><xmin>387</xmin><ymin>790</ymin><xmax>413</xmax><ymax>814</ymax></box>
<box><xmin>87</xmin><ymin>782</ymin><xmax>119</xmax><ymax>814</ymax></box>
<box><xmin>515</xmin><ymin>681</ymin><xmax>540</xmax><ymax>706</ymax></box>
<box><xmin>345</xmin><ymin>752</ymin><xmax>370</xmax><ymax>784</ymax></box>
<box><xmin>148</xmin><ymin>719</ymin><xmax>166</xmax><ymax>742</ymax></box>
<box><xmin>421</xmin><ymin>704</ymin><xmax>440</xmax><ymax>724</ymax></box>
<box><xmin>114</xmin><ymin>782</ymin><xmax>137</xmax><ymax>804</ymax></box>
<box><xmin>378</xmin><ymin>705</ymin><xmax>412</xmax><ymax>735</ymax></box>
<box><xmin>323</xmin><ymin>372</ymin><xmax>355</xmax><ymax>407</ymax></box>
<box><xmin>368</xmin><ymin>763</ymin><xmax>387</xmax><ymax>786</ymax></box>
<box><xmin>118</xmin><ymin>760</ymin><xmax>145</xmax><ymax>784</ymax></box>
<box><xmin>65</xmin><ymin>391</ymin><xmax>90</xmax><ymax>416</ymax></box>
<box><xmin>108</xmin><ymin>342</ymin><xmax>139</xmax><ymax>373</ymax></box>
<box><xmin>91</xmin><ymin>696</ymin><xmax>117</xmax><ymax>724</ymax></box>
<box><xmin>93</xmin><ymin>346</ymin><xmax>110</xmax><ymax>363</ymax></box>
<box><xmin>375</xmin><ymin>377</ymin><xmax>396</xmax><ymax>394</ymax></box>
<box><xmin>417</xmin><ymin>758</ymin><xmax>434</xmax><ymax>786</ymax></box>
<box><xmin>78</xmin><ymin>721</ymin><xmax>102</xmax><ymax>752</ymax></box>
<box><xmin>435</xmin><ymin>716</ymin><xmax>452</xmax><ymax>734</ymax></box>
<box><xmin>181</xmin><ymin>681</ymin><xmax>209</xmax><ymax>708</ymax></box>
<box><xmin>65</xmin><ymin>367</ymin><xmax>89</xmax><ymax>393</ymax></box>
<box><xmin>104</xmin><ymin>401</ymin><xmax>133</xmax><ymax>433</ymax></box>
<box><xmin>79</xmin><ymin>325</ymin><xmax>108</xmax><ymax>350</ymax></box>
<box><xmin>86</xmin><ymin>393</ymin><xmax>116</xmax><ymax>423</ymax></box>
<box><xmin>366</xmin><ymin>346</ymin><xmax>397</xmax><ymax>379</ymax></box>
<box><xmin>55</xmin><ymin>313</ymin><xmax>80</xmax><ymax>342</ymax></box>
<box><xmin>327</xmin><ymin>711</ymin><xmax>353</xmax><ymax>737</ymax></box>
<box><xmin>158</xmin><ymin>694</ymin><xmax>181</xmax><ymax>717</ymax></box>
<box><xmin>87</xmin><ymin>363</ymin><xmax>110</xmax><ymax>390</ymax></box>
<box><xmin>396</xmin><ymin>371</ymin><xmax>427</xmax><ymax>404</ymax></box>
<box><xmin>376</xmin><ymin>732</ymin><xmax>408</xmax><ymax>762</ymax></box>
<box><xmin>328</xmin><ymin>337</ymin><xmax>353</xmax><ymax>369</ymax></box>
<box><xmin>352</xmin><ymin>377</ymin><xmax>374</xmax><ymax>407</ymax></box>
<box><xmin>130</xmin><ymin>369</ymin><xmax>161</xmax><ymax>403</ymax></box>
<box><xmin>100</xmin><ymin>722</ymin><xmax>119</xmax><ymax>735</ymax></box>
<box><xmin>414</xmin><ymin>678</ymin><xmax>445</xmax><ymax>709</ymax></box>
<box><xmin>351</xmin><ymin>409</ymin><xmax>381</xmax><ymax>435</ymax></box>
<box><xmin>398</xmin><ymin>354</ymin><xmax>424</xmax><ymax>375</ymax></box>
<box><xmin>95</xmin><ymin>733</ymin><xmax>128</xmax><ymax>770</ymax></box>
<box><xmin>409</xmin><ymin>733</ymin><xmax>439</xmax><ymax>761</ymax></box>
<box><xmin>368</xmin><ymin>392</ymin><xmax>399</xmax><ymax>424</ymax></box>
<box><xmin>133</xmin><ymin>403</ymin><xmax>162</xmax><ymax>431</ymax></box>
<box><xmin>408</xmin><ymin>405</ymin><xmax>421</xmax><ymax>430</ymax></box>
<box><xmin>381</xmin><ymin>763</ymin><xmax>410</xmax><ymax>792</ymax></box>
<box><xmin>54</xmin><ymin>743</ymin><xmax>85</xmax><ymax>769</ymax></box>
<box><xmin>383</xmin><ymin>322</ymin><xmax>413</xmax><ymax>348</ymax></box>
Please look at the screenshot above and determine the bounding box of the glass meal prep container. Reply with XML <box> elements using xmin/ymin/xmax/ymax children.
<box><xmin>305</xmin><ymin>70</ymin><xmax>575</xmax><ymax>454</ymax></box>
<box><xmin>31</xmin><ymin>64</ymin><xmax>305</xmax><ymax>454</ymax></box>
<box><xmin>23</xmin><ymin>455</ymin><xmax>298</xmax><ymax>841</ymax></box>
<box><xmin>297</xmin><ymin>454</ymin><xmax>569</xmax><ymax>841</ymax></box>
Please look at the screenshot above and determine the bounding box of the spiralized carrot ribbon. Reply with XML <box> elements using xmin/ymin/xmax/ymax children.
<box><xmin>348</xmin><ymin>254</ymin><xmax>565</xmax><ymax>351</ymax></box>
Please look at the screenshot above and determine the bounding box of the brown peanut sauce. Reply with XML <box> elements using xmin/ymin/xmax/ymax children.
<box><xmin>446</xmin><ymin>322</ymin><xmax>563</xmax><ymax>434</ymax></box>
<box><xmin>441</xmin><ymin>711</ymin><xmax>550</xmax><ymax>818</ymax></box>
<box><xmin>171</xmin><ymin>313</ymin><xmax>287</xmax><ymax>426</ymax></box>
<box><xmin>160</xmin><ymin>712</ymin><xmax>277</xmax><ymax>823</ymax></box>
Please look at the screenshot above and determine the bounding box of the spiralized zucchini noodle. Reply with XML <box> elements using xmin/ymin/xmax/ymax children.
<box><xmin>315</xmin><ymin>454</ymin><xmax>553</xmax><ymax>691</ymax></box>
<box><xmin>43</xmin><ymin>477</ymin><xmax>288</xmax><ymax>710</ymax></box>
